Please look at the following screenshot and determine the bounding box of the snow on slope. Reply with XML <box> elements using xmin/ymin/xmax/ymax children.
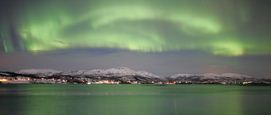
<box><xmin>63</xmin><ymin>67</ymin><xmax>161</xmax><ymax>78</ymax></box>
<box><xmin>17</xmin><ymin>69</ymin><xmax>62</xmax><ymax>76</ymax></box>
<box><xmin>16</xmin><ymin>68</ymin><xmax>253</xmax><ymax>79</ymax></box>
<box><xmin>170</xmin><ymin>73</ymin><xmax>252</xmax><ymax>79</ymax></box>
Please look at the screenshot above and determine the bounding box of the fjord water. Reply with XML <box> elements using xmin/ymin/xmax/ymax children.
<box><xmin>0</xmin><ymin>85</ymin><xmax>271</xmax><ymax>115</ymax></box>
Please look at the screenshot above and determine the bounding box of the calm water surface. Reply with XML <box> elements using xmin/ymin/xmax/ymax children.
<box><xmin>0</xmin><ymin>84</ymin><xmax>271</xmax><ymax>115</ymax></box>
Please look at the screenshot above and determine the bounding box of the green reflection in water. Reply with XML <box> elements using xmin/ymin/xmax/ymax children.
<box><xmin>207</xmin><ymin>86</ymin><xmax>243</xmax><ymax>115</ymax></box>
<box><xmin>1</xmin><ymin>85</ymin><xmax>271</xmax><ymax>115</ymax></box>
<box><xmin>22</xmin><ymin>85</ymin><xmax>165</xmax><ymax>115</ymax></box>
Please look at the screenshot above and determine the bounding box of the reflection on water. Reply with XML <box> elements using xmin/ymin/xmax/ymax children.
<box><xmin>0</xmin><ymin>84</ymin><xmax>271</xmax><ymax>115</ymax></box>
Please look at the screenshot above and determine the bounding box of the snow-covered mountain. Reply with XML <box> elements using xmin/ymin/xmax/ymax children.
<box><xmin>15</xmin><ymin>68</ymin><xmax>253</xmax><ymax>79</ymax></box>
<box><xmin>16</xmin><ymin>67</ymin><xmax>160</xmax><ymax>78</ymax></box>
<box><xmin>12</xmin><ymin>67</ymin><xmax>163</xmax><ymax>83</ymax></box>
<box><xmin>63</xmin><ymin>67</ymin><xmax>160</xmax><ymax>78</ymax></box>
<box><xmin>170</xmin><ymin>73</ymin><xmax>252</xmax><ymax>80</ymax></box>
<box><xmin>1</xmin><ymin>68</ymin><xmax>271</xmax><ymax>85</ymax></box>
<box><xmin>17</xmin><ymin>69</ymin><xmax>62</xmax><ymax>77</ymax></box>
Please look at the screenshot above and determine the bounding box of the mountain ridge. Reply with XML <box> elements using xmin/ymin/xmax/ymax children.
<box><xmin>1</xmin><ymin>67</ymin><xmax>270</xmax><ymax>85</ymax></box>
<box><xmin>14</xmin><ymin>67</ymin><xmax>256</xmax><ymax>79</ymax></box>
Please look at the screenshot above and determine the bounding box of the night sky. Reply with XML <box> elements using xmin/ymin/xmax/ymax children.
<box><xmin>0</xmin><ymin>0</ymin><xmax>271</xmax><ymax>78</ymax></box>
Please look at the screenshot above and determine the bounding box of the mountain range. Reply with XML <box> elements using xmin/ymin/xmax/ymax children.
<box><xmin>1</xmin><ymin>67</ymin><xmax>270</xmax><ymax>85</ymax></box>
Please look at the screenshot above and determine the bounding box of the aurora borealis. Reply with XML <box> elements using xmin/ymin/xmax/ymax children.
<box><xmin>0</xmin><ymin>0</ymin><xmax>269</xmax><ymax>56</ymax></box>
<box><xmin>1</xmin><ymin>0</ymin><xmax>271</xmax><ymax>77</ymax></box>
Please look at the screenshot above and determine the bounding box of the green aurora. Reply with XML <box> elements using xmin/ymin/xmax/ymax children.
<box><xmin>1</xmin><ymin>0</ymin><xmax>270</xmax><ymax>56</ymax></box>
